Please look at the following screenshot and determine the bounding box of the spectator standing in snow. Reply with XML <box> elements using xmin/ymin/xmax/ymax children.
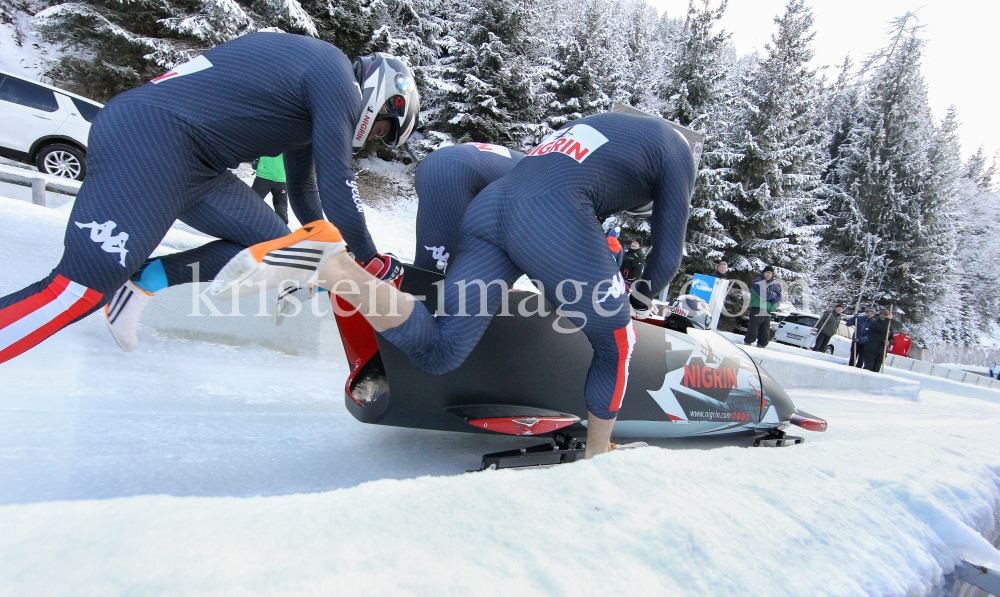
<box><xmin>251</xmin><ymin>155</ymin><xmax>290</xmax><ymax>224</ymax></box>
<box><xmin>812</xmin><ymin>304</ymin><xmax>844</xmax><ymax>353</ymax></box>
<box><xmin>888</xmin><ymin>326</ymin><xmax>912</xmax><ymax>357</ymax></box>
<box><xmin>861</xmin><ymin>309</ymin><xmax>894</xmax><ymax>372</ymax></box>
<box><xmin>715</xmin><ymin>261</ymin><xmax>729</xmax><ymax>279</ymax></box>
<box><xmin>608</xmin><ymin>227</ymin><xmax>624</xmax><ymax>270</ymax></box>
<box><xmin>845</xmin><ymin>308</ymin><xmax>876</xmax><ymax>368</ymax></box>
<box><xmin>743</xmin><ymin>265</ymin><xmax>781</xmax><ymax>348</ymax></box>
<box><xmin>621</xmin><ymin>240</ymin><xmax>646</xmax><ymax>285</ymax></box>
<box><xmin>989</xmin><ymin>362</ymin><xmax>997</xmax><ymax>378</ymax></box>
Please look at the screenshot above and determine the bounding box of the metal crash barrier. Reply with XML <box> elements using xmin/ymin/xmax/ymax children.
<box><xmin>0</xmin><ymin>163</ymin><xmax>81</xmax><ymax>206</ymax></box>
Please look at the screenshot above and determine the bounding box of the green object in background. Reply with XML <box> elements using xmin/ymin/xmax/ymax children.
<box><xmin>256</xmin><ymin>155</ymin><xmax>286</xmax><ymax>183</ymax></box>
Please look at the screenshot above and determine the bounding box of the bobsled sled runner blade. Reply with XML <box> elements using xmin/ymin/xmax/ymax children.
<box><xmin>788</xmin><ymin>409</ymin><xmax>828</xmax><ymax>432</ymax></box>
<box><xmin>754</xmin><ymin>428</ymin><xmax>804</xmax><ymax>448</ymax></box>
<box><xmin>474</xmin><ymin>434</ymin><xmax>586</xmax><ymax>471</ymax></box>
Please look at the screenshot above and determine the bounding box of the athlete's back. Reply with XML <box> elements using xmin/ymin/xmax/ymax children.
<box><xmin>473</xmin><ymin>112</ymin><xmax>695</xmax><ymax>292</ymax></box>
<box><xmin>498</xmin><ymin>112</ymin><xmax>693</xmax><ymax>219</ymax></box>
<box><xmin>114</xmin><ymin>32</ymin><xmax>359</xmax><ymax>171</ymax></box>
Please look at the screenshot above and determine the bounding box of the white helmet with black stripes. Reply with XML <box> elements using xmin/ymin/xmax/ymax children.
<box><xmin>352</xmin><ymin>52</ymin><xmax>420</xmax><ymax>153</ymax></box>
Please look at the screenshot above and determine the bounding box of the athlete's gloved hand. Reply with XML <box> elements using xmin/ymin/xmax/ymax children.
<box><xmin>629</xmin><ymin>289</ymin><xmax>658</xmax><ymax>319</ymax></box>
<box><xmin>361</xmin><ymin>253</ymin><xmax>403</xmax><ymax>286</ymax></box>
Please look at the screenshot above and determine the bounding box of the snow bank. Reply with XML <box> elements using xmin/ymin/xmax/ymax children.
<box><xmin>734</xmin><ymin>341</ymin><xmax>921</xmax><ymax>400</ymax></box>
<box><xmin>2</xmin><ymin>391</ymin><xmax>1000</xmax><ymax>596</ymax></box>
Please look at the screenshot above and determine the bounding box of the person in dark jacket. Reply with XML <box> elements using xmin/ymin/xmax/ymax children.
<box><xmin>743</xmin><ymin>265</ymin><xmax>781</xmax><ymax>348</ymax></box>
<box><xmin>845</xmin><ymin>308</ymin><xmax>875</xmax><ymax>368</ymax></box>
<box><xmin>812</xmin><ymin>304</ymin><xmax>844</xmax><ymax>352</ymax></box>
<box><xmin>620</xmin><ymin>239</ymin><xmax>646</xmax><ymax>284</ymax></box>
<box><xmin>861</xmin><ymin>309</ymin><xmax>894</xmax><ymax>372</ymax></box>
<box><xmin>715</xmin><ymin>261</ymin><xmax>729</xmax><ymax>279</ymax></box>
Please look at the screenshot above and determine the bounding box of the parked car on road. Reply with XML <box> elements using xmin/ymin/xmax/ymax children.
<box><xmin>0</xmin><ymin>70</ymin><xmax>103</xmax><ymax>180</ymax></box>
<box><xmin>774</xmin><ymin>312</ymin><xmax>852</xmax><ymax>356</ymax></box>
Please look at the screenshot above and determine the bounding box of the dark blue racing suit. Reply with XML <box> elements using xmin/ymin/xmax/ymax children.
<box><xmin>413</xmin><ymin>143</ymin><xmax>524</xmax><ymax>273</ymax></box>
<box><xmin>383</xmin><ymin>112</ymin><xmax>695</xmax><ymax>419</ymax></box>
<box><xmin>0</xmin><ymin>32</ymin><xmax>375</xmax><ymax>363</ymax></box>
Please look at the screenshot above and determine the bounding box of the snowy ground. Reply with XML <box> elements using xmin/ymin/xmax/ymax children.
<box><xmin>2</xmin><ymin>192</ymin><xmax>1000</xmax><ymax>595</ymax></box>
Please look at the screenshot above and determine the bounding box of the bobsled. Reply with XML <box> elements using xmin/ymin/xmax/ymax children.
<box><xmin>333</xmin><ymin>267</ymin><xmax>826</xmax><ymax>465</ymax></box>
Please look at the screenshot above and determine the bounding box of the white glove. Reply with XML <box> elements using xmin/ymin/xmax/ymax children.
<box><xmin>632</xmin><ymin>304</ymin><xmax>658</xmax><ymax>320</ymax></box>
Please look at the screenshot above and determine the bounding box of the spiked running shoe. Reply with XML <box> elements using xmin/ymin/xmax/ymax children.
<box><xmin>104</xmin><ymin>281</ymin><xmax>153</xmax><ymax>352</ymax></box>
<box><xmin>209</xmin><ymin>221</ymin><xmax>346</xmax><ymax>298</ymax></box>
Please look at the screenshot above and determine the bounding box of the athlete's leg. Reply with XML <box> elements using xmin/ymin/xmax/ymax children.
<box><xmin>322</xmin><ymin>235</ymin><xmax>522</xmax><ymax>372</ymax></box>
<box><xmin>152</xmin><ymin>171</ymin><xmax>293</xmax><ymax>287</ymax></box>
<box><xmin>503</xmin><ymin>197</ymin><xmax>635</xmax><ymax>458</ymax></box>
<box><xmin>0</xmin><ymin>103</ymin><xmax>207</xmax><ymax>363</ymax></box>
<box><xmin>271</xmin><ymin>183</ymin><xmax>289</xmax><ymax>224</ymax></box>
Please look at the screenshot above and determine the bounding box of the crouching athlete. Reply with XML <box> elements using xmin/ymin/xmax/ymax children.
<box><xmin>0</xmin><ymin>32</ymin><xmax>418</xmax><ymax>362</ymax></box>
<box><xmin>413</xmin><ymin>142</ymin><xmax>524</xmax><ymax>273</ymax></box>
<box><xmin>216</xmin><ymin>111</ymin><xmax>695</xmax><ymax>457</ymax></box>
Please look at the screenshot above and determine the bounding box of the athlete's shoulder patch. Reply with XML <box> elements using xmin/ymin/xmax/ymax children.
<box><xmin>525</xmin><ymin>124</ymin><xmax>608</xmax><ymax>163</ymax></box>
<box><xmin>463</xmin><ymin>142</ymin><xmax>512</xmax><ymax>158</ymax></box>
<box><xmin>151</xmin><ymin>55</ymin><xmax>213</xmax><ymax>84</ymax></box>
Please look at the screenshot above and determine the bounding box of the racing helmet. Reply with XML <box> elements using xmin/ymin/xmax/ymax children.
<box><xmin>352</xmin><ymin>52</ymin><xmax>420</xmax><ymax>153</ymax></box>
<box><xmin>670</xmin><ymin>294</ymin><xmax>712</xmax><ymax>330</ymax></box>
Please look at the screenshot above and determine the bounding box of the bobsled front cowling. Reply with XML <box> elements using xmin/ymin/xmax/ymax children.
<box><xmin>338</xmin><ymin>266</ymin><xmax>823</xmax><ymax>439</ymax></box>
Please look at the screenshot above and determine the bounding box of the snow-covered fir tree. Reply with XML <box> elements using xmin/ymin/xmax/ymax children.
<box><xmin>712</xmin><ymin>0</ymin><xmax>827</xmax><ymax>290</ymax></box>
<box><xmin>822</xmin><ymin>15</ymin><xmax>944</xmax><ymax>324</ymax></box>
<box><xmin>431</xmin><ymin>0</ymin><xmax>541</xmax><ymax>148</ymax></box>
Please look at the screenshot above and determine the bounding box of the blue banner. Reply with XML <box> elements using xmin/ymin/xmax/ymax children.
<box><xmin>691</xmin><ymin>274</ymin><xmax>715</xmax><ymax>303</ymax></box>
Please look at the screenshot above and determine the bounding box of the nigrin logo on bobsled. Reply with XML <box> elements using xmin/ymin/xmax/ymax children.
<box><xmin>680</xmin><ymin>355</ymin><xmax>741</xmax><ymax>403</ymax></box>
<box><xmin>526</xmin><ymin>124</ymin><xmax>608</xmax><ymax>163</ymax></box>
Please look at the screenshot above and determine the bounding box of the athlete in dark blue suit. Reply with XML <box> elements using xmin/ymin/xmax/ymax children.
<box><xmin>316</xmin><ymin>111</ymin><xmax>696</xmax><ymax>457</ymax></box>
<box><xmin>413</xmin><ymin>143</ymin><xmax>524</xmax><ymax>273</ymax></box>
<box><xmin>0</xmin><ymin>32</ymin><xmax>419</xmax><ymax>361</ymax></box>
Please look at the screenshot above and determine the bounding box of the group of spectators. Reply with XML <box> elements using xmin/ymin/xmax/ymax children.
<box><xmin>722</xmin><ymin>263</ymin><xmax>912</xmax><ymax>373</ymax></box>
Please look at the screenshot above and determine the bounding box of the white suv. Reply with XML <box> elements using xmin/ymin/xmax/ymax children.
<box><xmin>0</xmin><ymin>70</ymin><xmax>103</xmax><ymax>180</ymax></box>
<box><xmin>773</xmin><ymin>312</ymin><xmax>852</xmax><ymax>356</ymax></box>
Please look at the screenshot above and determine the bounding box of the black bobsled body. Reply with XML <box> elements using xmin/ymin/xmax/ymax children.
<box><xmin>337</xmin><ymin>267</ymin><xmax>826</xmax><ymax>440</ymax></box>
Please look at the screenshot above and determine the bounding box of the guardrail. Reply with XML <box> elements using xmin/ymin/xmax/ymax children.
<box><xmin>0</xmin><ymin>163</ymin><xmax>81</xmax><ymax>206</ymax></box>
<box><xmin>885</xmin><ymin>353</ymin><xmax>1000</xmax><ymax>390</ymax></box>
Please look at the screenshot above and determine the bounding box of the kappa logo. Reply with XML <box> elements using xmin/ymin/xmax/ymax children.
<box><xmin>598</xmin><ymin>273</ymin><xmax>627</xmax><ymax>304</ymax></box>
<box><xmin>345</xmin><ymin>179</ymin><xmax>364</xmax><ymax>212</ymax></box>
<box><xmin>463</xmin><ymin>143</ymin><xmax>512</xmax><ymax>159</ymax></box>
<box><xmin>151</xmin><ymin>55</ymin><xmax>213</xmax><ymax>84</ymax></box>
<box><xmin>424</xmin><ymin>245</ymin><xmax>450</xmax><ymax>272</ymax></box>
<box><xmin>75</xmin><ymin>220</ymin><xmax>129</xmax><ymax>267</ymax></box>
<box><xmin>526</xmin><ymin>124</ymin><xmax>609</xmax><ymax>163</ymax></box>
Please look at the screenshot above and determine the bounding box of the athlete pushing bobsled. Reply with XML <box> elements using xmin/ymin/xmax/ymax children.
<box><xmin>0</xmin><ymin>32</ymin><xmax>418</xmax><ymax>362</ymax></box>
<box><xmin>212</xmin><ymin>111</ymin><xmax>697</xmax><ymax>458</ymax></box>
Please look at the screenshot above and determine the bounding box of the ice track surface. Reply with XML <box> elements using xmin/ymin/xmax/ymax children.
<box><xmin>2</xmin><ymin>195</ymin><xmax>1000</xmax><ymax>596</ymax></box>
